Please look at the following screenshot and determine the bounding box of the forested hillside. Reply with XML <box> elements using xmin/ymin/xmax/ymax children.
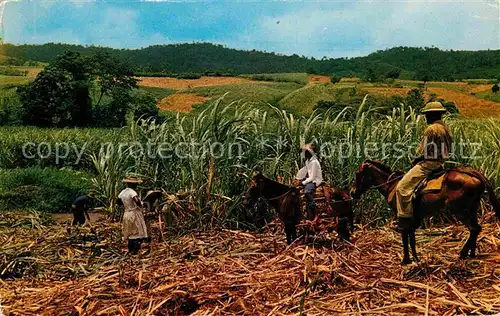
<box><xmin>1</xmin><ymin>43</ymin><xmax>499</xmax><ymax>80</ymax></box>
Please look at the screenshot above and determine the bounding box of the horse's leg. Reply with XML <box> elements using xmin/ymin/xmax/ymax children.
<box><xmin>291</xmin><ymin>223</ymin><xmax>297</xmax><ymax>243</ymax></box>
<box><xmin>456</xmin><ymin>195</ymin><xmax>482</xmax><ymax>258</ymax></box>
<box><xmin>401</xmin><ymin>231</ymin><xmax>411</xmax><ymax>264</ymax></box>
<box><xmin>284</xmin><ymin>222</ymin><xmax>292</xmax><ymax>245</ymax></box>
<box><xmin>348</xmin><ymin>211</ymin><xmax>354</xmax><ymax>233</ymax></box>
<box><xmin>459</xmin><ymin>214</ymin><xmax>481</xmax><ymax>258</ymax></box>
<box><xmin>409</xmin><ymin>229</ymin><xmax>419</xmax><ymax>262</ymax></box>
<box><xmin>337</xmin><ymin>217</ymin><xmax>350</xmax><ymax>241</ymax></box>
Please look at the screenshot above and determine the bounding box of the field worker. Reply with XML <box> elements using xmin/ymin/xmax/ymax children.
<box><xmin>118</xmin><ymin>177</ymin><xmax>150</xmax><ymax>254</ymax></box>
<box><xmin>295</xmin><ymin>144</ymin><xmax>323</xmax><ymax>221</ymax></box>
<box><xmin>71</xmin><ymin>191</ymin><xmax>94</xmax><ymax>226</ymax></box>
<box><xmin>396</xmin><ymin>101</ymin><xmax>452</xmax><ymax>232</ymax></box>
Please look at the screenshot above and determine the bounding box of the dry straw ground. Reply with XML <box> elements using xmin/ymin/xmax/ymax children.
<box><xmin>1</xmin><ymin>211</ymin><xmax>499</xmax><ymax>315</ymax></box>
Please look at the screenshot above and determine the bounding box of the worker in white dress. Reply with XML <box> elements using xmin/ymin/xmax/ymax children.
<box><xmin>118</xmin><ymin>177</ymin><xmax>150</xmax><ymax>254</ymax></box>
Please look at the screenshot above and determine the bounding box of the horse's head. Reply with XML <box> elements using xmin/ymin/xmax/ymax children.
<box><xmin>350</xmin><ymin>160</ymin><xmax>381</xmax><ymax>199</ymax></box>
<box><xmin>243</xmin><ymin>172</ymin><xmax>264</xmax><ymax>208</ymax></box>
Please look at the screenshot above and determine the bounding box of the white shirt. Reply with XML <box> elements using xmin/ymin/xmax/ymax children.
<box><xmin>118</xmin><ymin>188</ymin><xmax>140</xmax><ymax>212</ymax></box>
<box><xmin>295</xmin><ymin>155</ymin><xmax>323</xmax><ymax>186</ymax></box>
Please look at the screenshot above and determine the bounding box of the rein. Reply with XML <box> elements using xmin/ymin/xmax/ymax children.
<box><xmin>367</xmin><ymin>172</ymin><xmax>403</xmax><ymax>191</ymax></box>
<box><xmin>266</xmin><ymin>189</ymin><xmax>294</xmax><ymax>201</ymax></box>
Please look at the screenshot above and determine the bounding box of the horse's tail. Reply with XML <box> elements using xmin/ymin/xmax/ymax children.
<box><xmin>466</xmin><ymin>169</ymin><xmax>500</xmax><ymax>219</ymax></box>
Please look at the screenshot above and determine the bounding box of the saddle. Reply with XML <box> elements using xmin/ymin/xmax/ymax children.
<box><xmin>415</xmin><ymin>168</ymin><xmax>447</xmax><ymax>195</ymax></box>
<box><xmin>298</xmin><ymin>184</ymin><xmax>334</xmax><ymax>213</ymax></box>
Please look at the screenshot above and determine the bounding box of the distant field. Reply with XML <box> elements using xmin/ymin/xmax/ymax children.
<box><xmin>0</xmin><ymin>75</ymin><xmax>30</xmax><ymax>88</ymax></box>
<box><xmin>241</xmin><ymin>73</ymin><xmax>309</xmax><ymax>85</ymax></box>
<box><xmin>184</xmin><ymin>82</ymin><xmax>302</xmax><ymax>111</ymax></box>
<box><xmin>139</xmin><ymin>86</ymin><xmax>175</xmax><ymax>100</ymax></box>
<box><xmin>137</xmin><ymin>76</ymin><xmax>268</xmax><ymax>89</ymax></box>
<box><xmin>308</xmin><ymin>75</ymin><xmax>330</xmax><ymax>84</ymax></box>
<box><xmin>158</xmin><ymin>93</ymin><xmax>211</xmax><ymax>112</ymax></box>
<box><xmin>475</xmin><ymin>90</ymin><xmax>500</xmax><ymax>103</ymax></box>
<box><xmin>278</xmin><ymin>83</ymin><xmax>338</xmax><ymax>116</ymax></box>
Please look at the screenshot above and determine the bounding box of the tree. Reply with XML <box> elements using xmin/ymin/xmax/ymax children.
<box><xmin>330</xmin><ymin>74</ymin><xmax>341</xmax><ymax>84</ymax></box>
<box><xmin>18</xmin><ymin>52</ymin><xmax>93</xmax><ymax>127</ymax></box>
<box><xmin>492</xmin><ymin>84</ymin><xmax>499</xmax><ymax>94</ymax></box>
<box><xmin>91</xmin><ymin>52</ymin><xmax>138</xmax><ymax>107</ymax></box>
<box><xmin>17</xmin><ymin>51</ymin><xmax>146</xmax><ymax>127</ymax></box>
<box><xmin>386</xmin><ymin>69</ymin><xmax>400</xmax><ymax>79</ymax></box>
<box><xmin>366</xmin><ymin>68</ymin><xmax>379</xmax><ymax>82</ymax></box>
<box><xmin>18</xmin><ymin>67</ymin><xmax>76</xmax><ymax>127</ymax></box>
<box><xmin>405</xmin><ymin>88</ymin><xmax>425</xmax><ymax>111</ymax></box>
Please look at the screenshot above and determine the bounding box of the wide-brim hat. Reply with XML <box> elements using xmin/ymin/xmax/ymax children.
<box><xmin>301</xmin><ymin>144</ymin><xmax>315</xmax><ymax>154</ymax></box>
<box><xmin>422</xmin><ymin>101</ymin><xmax>446</xmax><ymax>113</ymax></box>
<box><xmin>122</xmin><ymin>177</ymin><xmax>143</xmax><ymax>184</ymax></box>
<box><xmin>143</xmin><ymin>190</ymin><xmax>162</xmax><ymax>203</ymax></box>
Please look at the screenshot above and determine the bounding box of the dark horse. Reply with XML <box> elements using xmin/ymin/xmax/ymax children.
<box><xmin>243</xmin><ymin>172</ymin><xmax>354</xmax><ymax>244</ymax></box>
<box><xmin>350</xmin><ymin>160</ymin><xmax>500</xmax><ymax>264</ymax></box>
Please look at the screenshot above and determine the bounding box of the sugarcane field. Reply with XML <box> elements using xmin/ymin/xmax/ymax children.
<box><xmin>1</xmin><ymin>1</ymin><xmax>500</xmax><ymax>315</ymax></box>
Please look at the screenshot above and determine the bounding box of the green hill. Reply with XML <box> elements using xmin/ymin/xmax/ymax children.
<box><xmin>1</xmin><ymin>43</ymin><xmax>499</xmax><ymax>81</ymax></box>
<box><xmin>278</xmin><ymin>83</ymin><xmax>338</xmax><ymax>116</ymax></box>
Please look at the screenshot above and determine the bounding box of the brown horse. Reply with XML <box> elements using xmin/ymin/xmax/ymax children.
<box><xmin>350</xmin><ymin>160</ymin><xmax>500</xmax><ymax>264</ymax></box>
<box><xmin>243</xmin><ymin>172</ymin><xmax>354</xmax><ymax>244</ymax></box>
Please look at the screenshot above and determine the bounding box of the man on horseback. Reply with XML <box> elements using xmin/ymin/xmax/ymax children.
<box><xmin>295</xmin><ymin>144</ymin><xmax>323</xmax><ymax>222</ymax></box>
<box><xmin>396</xmin><ymin>101</ymin><xmax>452</xmax><ymax>232</ymax></box>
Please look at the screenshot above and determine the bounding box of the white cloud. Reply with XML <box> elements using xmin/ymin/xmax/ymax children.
<box><xmin>239</xmin><ymin>1</ymin><xmax>499</xmax><ymax>57</ymax></box>
<box><xmin>85</xmin><ymin>7</ymin><xmax>170</xmax><ymax>48</ymax></box>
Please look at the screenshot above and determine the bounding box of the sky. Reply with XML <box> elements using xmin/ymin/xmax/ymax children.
<box><xmin>2</xmin><ymin>0</ymin><xmax>500</xmax><ymax>58</ymax></box>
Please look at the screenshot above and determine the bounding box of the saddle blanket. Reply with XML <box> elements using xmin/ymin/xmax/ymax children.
<box><xmin>418</xmin><ymin>174</ymin><xmax>446</xmax><ymax>194</ymax></box>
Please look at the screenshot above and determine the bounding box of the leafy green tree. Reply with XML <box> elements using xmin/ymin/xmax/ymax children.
<box><xmin>405</xmin><ymin>88</ymin><xmax>425</xmax><ymax>111</ymax></box>
<box><xmin>492</xmin><ymin>84</ymin><xmax>499</xmax><ymax>93</ymax></box>
<box><xmin>18</xmin><ymin>67</ymin><xmax>76</xmax><ymax>127</ymax></box>
<box><xmin>330</xmin><ymin>74</ymin><xmax>341</xmax><ymax>84</ymax></box>
<box><xmin>18</xmin><ymin>52</ymin><xmax>93</xmax><ymax>127</ymax></box>
<box><xmin>386</xmin><ymin>69</ymin><xmax>400</xmax><ymax>79</ymax></box>
<box><xmin>366</xmin><ymin>68</ymin><xmax>379</xmax><ymax>82</ymax></box>
<box><xmin>91</xmin><ymin>52</ymin><xmax>138</xmax><ymax>107</ymax></box>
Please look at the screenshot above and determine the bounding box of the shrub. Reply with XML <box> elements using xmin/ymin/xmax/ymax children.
<box><xmin>0</xmin><ymin>167</ymin><xmax>91</xmax><ymax>213</ymax></box>
<box><xmin>330</xmin><ymin>74</ymin><xmax>341</xmax><ymax>84</ymax></box>
<box><xmin>0</xmin><ymin>88</ymin><xmax>24</xmax><ymax>126</ymax></box>
<box><xmin>492</xmin><ymin>84</ymin><xmax>499</xmax><ymax>94</ymax></box>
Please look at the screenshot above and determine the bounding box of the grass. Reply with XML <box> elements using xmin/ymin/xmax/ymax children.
<box><xmin>0</xmin><ymin>167</ymin><xmax>91</xmax><ymax>213</ymax></box>
<box><xmin>475</xmin><ymin>90</ymin><xmax>500</xmax><ymax>103</ymax></box>
<box><xmin>139</xmin><ymin>86</ymin><xmax>176</xmax><ymax>101</ymax></box>
<box><xmin>0</xmin><ymin>75</ymin><xmax>30</xmax><ymax>89</ymax></box>
<box><xmin>278</xmin><ymin>83</ymin><xmax>338</xmax><ymax>116</ymax></box>
<box><xmin>240</xmin><ymin>73</ymin><xmax>309</xmax><ymax>85</ymax></box>
<box><xmin>184</xmin><ymin>82</ymin><xmax>302</xmax><ymax>111</ymax></box>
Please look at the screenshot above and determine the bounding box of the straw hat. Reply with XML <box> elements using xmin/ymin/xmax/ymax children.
<box><xmin>422</xmin><ymin>101</ymin><xmax>446</xmax><ymax>113</ymax></box>
<box><xmin>301</xmin><ymin>144</ymin><xmax>315</xmax><ymax>154</ymax></box>
<box><xmin>122</xmin><ymin>177</ymin><xmax>143</xmax><ymax>184</ymax></box>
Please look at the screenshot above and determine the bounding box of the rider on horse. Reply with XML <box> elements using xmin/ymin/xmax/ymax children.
<box><xmin>396</xmin><ymin>101</ymin><xmax>453</xmax><ymax>232</ymax></box>
<box><xmin>295</xmin><ymin>144</ymin><xmax>323</xmax><ymax>222</ymax></box>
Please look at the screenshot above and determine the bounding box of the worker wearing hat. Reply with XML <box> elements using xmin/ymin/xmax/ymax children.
<box><xmin>118</xmin><ymin>176</ymin><xmax>150</xmax><ymax>254</ymax></box>
<box><xmin>396</xmin><ymin>102</ymin><xmax>452</xmax><ymax>231</ymax></box>
<box><xmin>295</xmin><ymin>144</ymin><xmax>323</xmax><ymax>222</ymax></box>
